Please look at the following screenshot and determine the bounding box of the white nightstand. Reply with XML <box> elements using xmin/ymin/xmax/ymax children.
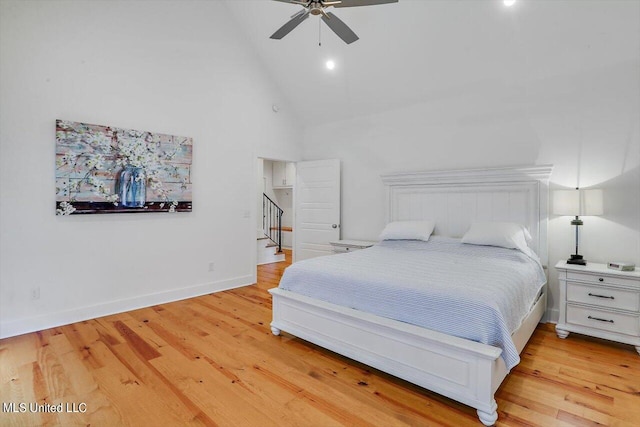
<box><xmin>555</xmin><ymin>261</ymin><xmax>640</xmax><ymax>355</ymax></box>
<box><xmin>330</xmin><ymin>240</ymin><xmax>377</xmax><ymax>253</ymax></box>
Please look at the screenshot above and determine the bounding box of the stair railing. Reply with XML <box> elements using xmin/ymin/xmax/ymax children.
<box><xmin>263</xmin><ymin>193</ymin><xmax>283</xmax><ymax>253</ymax></box>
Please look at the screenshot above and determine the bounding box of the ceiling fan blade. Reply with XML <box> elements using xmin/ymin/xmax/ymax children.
<box><xmin>272</xmin><ymin>0</ymin><xmax>309</xmax><ymax>5</ymax></box>
<box><xmin>270</xmin><ymin>10</ymin><xmax>310</xmax><ymax>40</ymax></box>
<box><xmin>332</xmin><ymin>0</ymin><xmax>398</xmax><ymax>7</ymax></box>
<box><xmin>321</xmin><ymin>12</ymin><xmax>359</xmax><ymax>44</ymax></box>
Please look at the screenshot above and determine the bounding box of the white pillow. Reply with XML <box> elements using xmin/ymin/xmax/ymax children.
<box><xmin>378</xmin><ymin>220</ymin><xmax>436</xmax><ymax>241</ymax></box>
<box><xmin>461</xmin><ymin>222</ymin><xmax>532</xmax><ymax>254</ymax></box>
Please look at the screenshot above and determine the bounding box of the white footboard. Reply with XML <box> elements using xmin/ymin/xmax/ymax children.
<box><xmin>269</xmin><ymin>288</ymin><xmax>508</xmax><ymax>425</ymax></box>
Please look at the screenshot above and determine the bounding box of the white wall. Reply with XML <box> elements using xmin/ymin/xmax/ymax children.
<box><xmin>0</xmin><ymin>0</ymin><xmax>302</xmax><ymax>338</ymax></box>
<box><xmin>275</xmin><ymin>189</ymin><xmax>293</xmax><ymax>229</ymax></box>
<box><xmin>256</xmin><ymin>158</ymin><xmax>265</xmax><ymax>236</ymax></box>
<box><xmin>275</xmin><ymin>187</ymin><xmax>293</xmax><ymax>249</ymax></box>
<box><xmin>302</xmin><ymin>60</ymin><xmax>639</xmax><ymax>322</ymax></box>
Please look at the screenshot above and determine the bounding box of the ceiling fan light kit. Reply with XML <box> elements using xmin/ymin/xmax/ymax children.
<box><xmin>270</xmin><ymin>0</ymin><xmax>399</xmax><ymax>45</ymax></box>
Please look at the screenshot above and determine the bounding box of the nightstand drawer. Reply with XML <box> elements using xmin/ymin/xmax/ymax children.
<box><xmin>567</xmin><ymin>271</ymin><xmax>638</xmax><ymax>288</ymax></box>
<box><xmin>566</xmin><ymin>305</ymin><xmax>640</xmax><ymax>336</ymax></box>
<box><xmin>567</xmin><ymin>282</ymin><xmax>640</xmax><ymax>311</ymax></box>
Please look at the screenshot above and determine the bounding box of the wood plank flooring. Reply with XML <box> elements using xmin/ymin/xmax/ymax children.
<box><xmin>1</xmin><ymin>250</ymin><xmax>639</xmax><ymax>426</ymax></box>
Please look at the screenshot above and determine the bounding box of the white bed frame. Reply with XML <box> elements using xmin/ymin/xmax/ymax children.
<box><xmin>269</xmin><ymin>165</ymin><xmax>553</xmax><ymax>425</ymax></box>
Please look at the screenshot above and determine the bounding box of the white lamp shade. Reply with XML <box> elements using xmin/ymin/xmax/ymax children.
<box><xmin>583</xmin><ymin>189</ymin><xmax>603</xmax><ymax>216</ymax></box>
<box><xmin>553</xmin><ymin>188</ymin><xmax>603</xmax><ymax>216</ymax></box>
<box><xmin>553</xmin><ymin>190</ymin><xmax>580</xmax><ymax>215</ymax></box>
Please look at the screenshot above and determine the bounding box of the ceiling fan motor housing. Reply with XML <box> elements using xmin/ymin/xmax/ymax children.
<box><xmin>309</xmin><ymin>2</ymin><xmax>324</xmax><ymax>15</ymax></box>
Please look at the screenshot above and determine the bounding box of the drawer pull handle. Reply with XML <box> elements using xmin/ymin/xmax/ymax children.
<box><xmin>588</xmin><ymin>293</ymin><xmax>614</xmax><ymax>300</ymax></box>
<box><xmin>588</xmin><ymin>315</ymin><xmax>614</xmax><ymax>323</ymax></box>
<box><xmin>598</xmin><ymin>278</ymin><xmax>604</xmax><ymax>282</ymax></box>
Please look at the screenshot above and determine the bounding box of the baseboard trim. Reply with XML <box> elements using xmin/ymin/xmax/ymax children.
<box><xmin>545</xmin><ymin>308</ymin><xmax>559</xmax><ymax>324</ymax></box>
<box><xmin>0</xmin><ymin>275</ymin><xmax>253</xmax><ymax>339</ymax></box>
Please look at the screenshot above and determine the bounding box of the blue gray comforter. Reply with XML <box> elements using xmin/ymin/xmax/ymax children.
<box><xmin>278</xmin><ymin>236</ymin><xmax>546</xmax><ymax>370</ymax></box>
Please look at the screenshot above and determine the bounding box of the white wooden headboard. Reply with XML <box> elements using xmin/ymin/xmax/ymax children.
<box><xmin>381</xmin><ymin>165</ymin><xmax>553</xmax><ymax>266</ymax></box>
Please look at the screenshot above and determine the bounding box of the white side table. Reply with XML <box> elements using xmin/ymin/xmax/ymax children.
<box><xmin>555</xmin><ymin>261</ymin><xmax>640</xmax><ymax>355</ymax></box>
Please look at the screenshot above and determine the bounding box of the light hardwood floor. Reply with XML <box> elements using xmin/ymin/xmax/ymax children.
<box><xmin>1</xmin><ymin>250</ymin><xmax>639</xmax><ymax>426</ymax></box>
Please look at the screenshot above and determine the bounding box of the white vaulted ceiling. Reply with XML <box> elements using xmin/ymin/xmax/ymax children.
<box><xmin>224</xmin><ymin>0</ymin><xmax>639</xmax><ymax>126</ymax></box>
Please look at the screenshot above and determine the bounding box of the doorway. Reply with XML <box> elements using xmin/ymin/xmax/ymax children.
<box><xmin>256</xmin><ymin>157</ymin><xmax>295</xmax><ymax>266</ymax></box>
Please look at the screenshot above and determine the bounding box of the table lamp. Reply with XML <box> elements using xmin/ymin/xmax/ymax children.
<box><xmin>553</xmin><ymin>188</ymin><xmax>603</xmax><ymax>265</ymax></box>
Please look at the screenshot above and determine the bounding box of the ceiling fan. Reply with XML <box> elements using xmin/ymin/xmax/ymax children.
<box><xmin>270</xmin><ymin>0</ymin><xmax>398</xmax><ymax>45</ymax></box>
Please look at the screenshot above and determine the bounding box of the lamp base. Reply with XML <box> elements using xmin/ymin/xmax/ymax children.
<box><xmin>567</xmin><ymin>254</ymin><xmax>587</xmax><ymax>265</ymax></box>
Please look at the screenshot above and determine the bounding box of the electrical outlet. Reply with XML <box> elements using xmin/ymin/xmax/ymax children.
<box><xmin>31</xmin><ymin>286</ymin><xmax>40</xmax><ymax>300</ymax></box>
<box><xmin>208</xmin><ymin>262</ymin><xmax>215</xmax><ymax>272</ymax></box>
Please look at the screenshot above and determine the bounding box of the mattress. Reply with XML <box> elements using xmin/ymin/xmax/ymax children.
<box><xmin>278</xmin><ymin>236</ymin><xmax>546</xmax><ymax>370</ymax></box>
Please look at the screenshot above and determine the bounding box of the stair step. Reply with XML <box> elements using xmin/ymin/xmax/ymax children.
<box><xmin>257</xmin><ymin>236</ymin><xmax>269</xmax><ymax>241</ymax></box>
<box><xmin>270</xmin><ymin>226</ymin><xmax>293</xmax><ymax>232</ymax></box>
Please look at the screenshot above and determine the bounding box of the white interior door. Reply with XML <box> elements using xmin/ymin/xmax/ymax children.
<box><xmin>294</xmin><ymin>159</ymin><xmax>340</xmax><ymax>262</ymax></box>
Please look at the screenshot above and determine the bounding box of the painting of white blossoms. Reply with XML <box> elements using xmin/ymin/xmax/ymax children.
<box><xmin>55</xmin><ymin>119</ymin><xmax>192</xmax><ymax>215</ymax></box>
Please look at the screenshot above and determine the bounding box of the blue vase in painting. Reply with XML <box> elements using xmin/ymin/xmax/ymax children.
<box><xmin>118</xmin><ymin>165</ymin><xmax>146</xmax><ymax>208</ymax></box>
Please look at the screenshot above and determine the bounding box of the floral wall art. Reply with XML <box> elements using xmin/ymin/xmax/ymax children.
<box><xmin>55</xmin><ymin>119</ymin><xmax>192</xmax><ymax>215</ymax></box>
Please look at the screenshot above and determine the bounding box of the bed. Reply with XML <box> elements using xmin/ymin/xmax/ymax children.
<box><xmin>269</xmin><ymin>165</ymin><xmax>553</xmax><ymax>425</ymax></box>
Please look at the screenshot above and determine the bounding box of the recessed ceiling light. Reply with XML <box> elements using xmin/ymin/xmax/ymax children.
<box><xmin>326</xmin><ymin>60</ymin><xmax>336</xmax><ymax>70</ymax></box>
<box><xmin>503</xmin><ymin>0</ymin><xmax>516</xmax><ymax>6</ymax></box>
